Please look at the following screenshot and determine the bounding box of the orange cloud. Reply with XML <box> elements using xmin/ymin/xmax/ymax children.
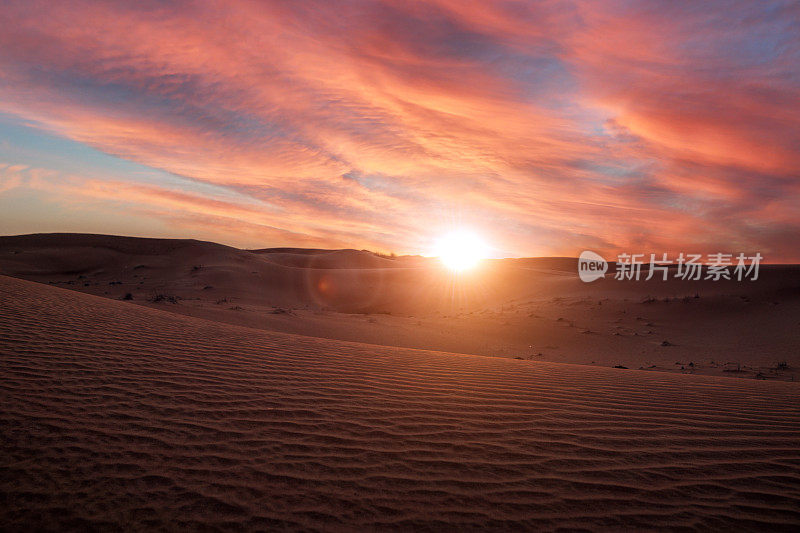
<box><xmin>0</xmin><ymin>0</ymin><xmax>797</xmax><ymax>260</ymax></box>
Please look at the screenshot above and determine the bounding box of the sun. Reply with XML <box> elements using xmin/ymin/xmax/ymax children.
<box><xmin>434</xmin><ymin>230</ymin><xmax>490</xmax><ymax>272</ymax></box>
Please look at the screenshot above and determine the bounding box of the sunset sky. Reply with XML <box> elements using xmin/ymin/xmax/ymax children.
<box><xmin>0</xmin><ymin>1</ymin><xmax>798</xmax><ymax>260</ymax></box>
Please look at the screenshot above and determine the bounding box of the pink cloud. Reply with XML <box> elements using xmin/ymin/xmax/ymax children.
<box><xmin>0</xmin><ymin>0</ymin><xmax>797</xmax><ymax>260</ymax></box>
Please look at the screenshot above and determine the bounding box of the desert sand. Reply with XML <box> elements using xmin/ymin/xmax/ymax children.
<box><xmin>1</xmin><ymin>233</ymin><xmax>798</xmax><ymax>380</ymax></box>
<box><xmin>2</xmin><ymin>234</ymin><xmax>800</xmax><ymax>530</ymax></box>
<box><xmin>1</xmin><ymin>273</ymin><xmax>800</xmax><ymax>530</ymax></box>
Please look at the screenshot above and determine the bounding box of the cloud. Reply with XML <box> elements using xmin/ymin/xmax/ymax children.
<box><xmin>0</xmin><ymin>0</ymin><xmax>797</xmax><ymax>259</ymax></box>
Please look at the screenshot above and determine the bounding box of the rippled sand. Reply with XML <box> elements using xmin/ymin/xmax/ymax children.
<box><xmin>2</xmin><ymin>275</ymin><xmax>799</xmax><ymax>530</ymax></box>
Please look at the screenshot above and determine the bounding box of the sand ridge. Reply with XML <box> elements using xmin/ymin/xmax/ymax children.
<box><xmin>2</xmin><ymin>275</ymin><xmax>799</xmax><ymax>530</ymax></box>
<box><xmin>2</xmin><ymin>233</ymin><xmax>799</xmax><ymax>380</ymax></box>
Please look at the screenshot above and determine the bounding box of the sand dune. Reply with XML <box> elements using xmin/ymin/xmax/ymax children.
<box><xmin>2</xmin><ymin>233</ymin><xmax>799</xmax><ymax>380</ymax></box>
<box><xmin>2</xmin><ymin>275</ymin><xmax>799</xmax><ymax>530</ymax></box>
<box><xmin>250</xmin><ymin>247</ymin><xmax>413</xmax><ymax>269</ymax></box>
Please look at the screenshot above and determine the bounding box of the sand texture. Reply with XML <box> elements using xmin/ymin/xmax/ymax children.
<box><xmin>2</xmin><ymin>275</ymin><xmax>800</xmax><ymax>531</ymax></box>
<box><xmin>1</xmin><ymin>234</ymin><xmax>798</xmax><ymax>381</ymax></box>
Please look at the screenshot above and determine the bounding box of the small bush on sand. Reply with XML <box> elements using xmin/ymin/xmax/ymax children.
<box><xmin>149</xmin><ymin>292</ymin><xmax>179</xmax><ymax>304</ymax></box>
